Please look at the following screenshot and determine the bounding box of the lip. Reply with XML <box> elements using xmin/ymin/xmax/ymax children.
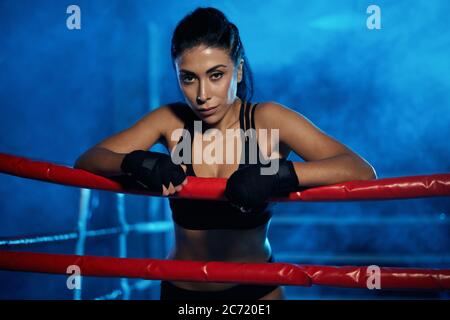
<box><xmin>198</xmin><ymin>105</ymin><xmax>219</xmax><ymax>117</ymax></box>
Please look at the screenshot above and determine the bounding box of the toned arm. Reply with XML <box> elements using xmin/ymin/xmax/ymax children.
<box><xmin>74</xmin><ymin>105</ymin><xmax>173</xmax><ymax>177</ymax></box>
<box><xmin>255</xmin><ymin>102</ymin><xmax>377</xmax><ymax>187</ymax></box>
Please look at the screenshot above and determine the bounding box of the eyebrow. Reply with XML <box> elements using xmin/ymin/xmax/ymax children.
<box><xmin>180</xmin><ymin>64</ymin><xmax>227</xmax><ymax>75</ymax></box>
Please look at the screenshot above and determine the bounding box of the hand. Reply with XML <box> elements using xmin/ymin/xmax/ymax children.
<box><xmin>121</xmin><ymin>150</ymin><xmax>187</xmax><ymax>195</ymax></box>
<box><xmin>224</xmin><ymin>158</ymin><xmax>299</xmax><ymax>212</ymax></box>
<box><xmin>162</xmin><ymin>164</ymin><xmax>187</xmax><ymax>196</ymax></box>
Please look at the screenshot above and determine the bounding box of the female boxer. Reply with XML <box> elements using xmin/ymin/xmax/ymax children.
<box><xmin>74</xmin><ymin>7</ymin><xmax>376</xmax><ymax>300</ymax></box>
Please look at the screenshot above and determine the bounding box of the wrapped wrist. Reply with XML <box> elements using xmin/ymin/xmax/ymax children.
<box><xmin>120</xmin><ymin>150</ymin><xmax>149</xmax><ymax>175</ymax></box>
<box><xmin>275</xmin><ymin>159</ymin><xmax>299</xmax><ymax>193</ymax></box>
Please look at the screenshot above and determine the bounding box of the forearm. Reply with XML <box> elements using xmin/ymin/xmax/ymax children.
<box><xmin>74</xmin><ymin>147</ymin><xmax>127</xmax><ymax>177</ymax></box>
<box><xmin>292</xmin><ymin>153</ymin><xmax>377</xmax><ymax>187</ymax></box>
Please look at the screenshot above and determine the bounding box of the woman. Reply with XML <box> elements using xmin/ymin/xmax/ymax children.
<box><xmin>74</xmin><ymin>7</ymin><xmax>376</xmax><ymax>300</ymax></box>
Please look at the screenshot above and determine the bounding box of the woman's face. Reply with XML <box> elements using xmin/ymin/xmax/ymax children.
<box><xmin>174</xmin><ymin>45</ymin><xmax>242</xmax><ymax>126</ymax></box>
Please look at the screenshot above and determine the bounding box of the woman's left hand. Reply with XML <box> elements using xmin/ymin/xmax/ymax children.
<box><xmin>224</xmin><ymin>159</ymin><xmax>299</xmax><ymax>213</ymax></box>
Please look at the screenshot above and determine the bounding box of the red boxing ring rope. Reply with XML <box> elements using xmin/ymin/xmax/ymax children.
<box><xmin>0</xmin><ymin>152</ymin><xmax>449</xmax><ymax>292</ymax></box>
<box><xmin>0</xmin><ymin>251</ymin><xmax>449</xmax><ymax>290</ymax></box>
<box><xmin>1</xmin><ymin>152</ymin><xmax>449</xmax><ymax>201</ymax></box>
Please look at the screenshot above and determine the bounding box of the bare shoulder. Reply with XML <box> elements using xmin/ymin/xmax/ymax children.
<box><xmin>93</xmin><ymin>102</ymin><xmax>190</xmax><ymax>153</ymax></box>
<box><xmin>143</xmin><ymin>102</ymin><xmax>185</xmax><ymax>122</ymax></box>
<box><xmin>254</xmin><ymin>101</ymin><xmax>356</xmax><ymax>161</ymax></box>
<box><xmin>141</xmin><ymin>102</ymin><xmax>191</xmax><ymax>133</ymax></box>
<box><xmin>163</xmin><ymin>101</ymin><xmax>193</xmax><ymax>130</ymax></box>
<box><xmin>254</xmin><ymin>101</ymin><xmax>311</xmax><ymax>129</ymax></box>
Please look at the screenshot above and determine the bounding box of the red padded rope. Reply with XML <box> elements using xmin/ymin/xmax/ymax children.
<box><xmin>0</xmin><ymin>251</ymin><xmax>449</xmax><ymax>289</ymax></box>
<box><xmin>1</xmin><ymin>152</ymin><xmax>449</xmax><ymax>201</ymax></box>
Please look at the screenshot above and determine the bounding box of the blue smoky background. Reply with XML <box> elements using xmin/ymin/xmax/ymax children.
<box><xmin>0</xmin><ymin>0</ymin><xmax>449</xmax><ymax>299</ymax></box>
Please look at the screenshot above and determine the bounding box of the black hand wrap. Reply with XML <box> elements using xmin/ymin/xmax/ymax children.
<box><xmin>224</xmin><ymin>158</ymin><xmax>298</xmax><ymax>213</ymax></box>
<box><xmin>121</xmin><ymin>150</ymin><xmax>186</xmax><ymax>192</ymax></box>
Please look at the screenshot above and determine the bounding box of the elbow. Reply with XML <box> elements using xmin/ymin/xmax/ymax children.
<box><xmin>73</xmin><ymin>147</ymin><xmax>100</xmax><ymax>171</ymax></box>
<box><xmin>343</xmin><ymin>154</ymin><xmax>377</xmax><ymax>181</ymax></box>
<box><xmin>73</xmin><ymin>158</ymin><xmax>82</xmax><ymax>169</ymax></box>
<box><xmin>359</xmin><ymin>165</ymin><xmax>377</xmax><ymax>180</ymax></box>
<box><xmin>350</xmin><ymin>154</ymin><xmax>377</xmax><ymax>181</ymax></box>
<box><xmin>73</xmin><ymin>157</ymin><xmax>84</xmax><ymax>170</ymax></box>
<box><xmin>73</xmin><ymin>154</ymin><xmax>91</xmax><ymax>171</ymax></box>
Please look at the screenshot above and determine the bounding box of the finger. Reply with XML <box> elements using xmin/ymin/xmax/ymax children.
<box><xmin>175</xmin><ymin>185</ymin><xmax>183</xmax><ymax>192</ymax></box>
<box><xmin>181</xmin><ymin>164</ymin><xmax>187</xmax><ymax>173</ymax></box>
<box><xmin>167</xmin><ymin>182</ymin><xmax>176</xmax><ymax>194</ymax></box>
<box><xmin>182</xmin><ymin>177</ymin><xmax>188</xmax><ymax>185</ymax></box>
<box><xmin>162</xmin><ymin>184</ymin><xmax>169</xmax><ymax>196</ymax></box>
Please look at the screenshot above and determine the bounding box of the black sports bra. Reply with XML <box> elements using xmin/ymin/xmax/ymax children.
<box><xmin>168</xmin><ymin>100</ymin><xmax>273</xmax><ymax>230</ymax></box>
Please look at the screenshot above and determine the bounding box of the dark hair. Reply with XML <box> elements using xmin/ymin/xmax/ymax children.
<box><xmin>171</xmin><ymin>7</ymin><xmax>254</xmax><ymax>101</ymax></box>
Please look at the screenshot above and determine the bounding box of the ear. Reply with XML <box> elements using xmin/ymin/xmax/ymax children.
<box><xmin>237</xmin><ymin>59</ymin><xmax>244</xmax><ymax>83</ymax></box>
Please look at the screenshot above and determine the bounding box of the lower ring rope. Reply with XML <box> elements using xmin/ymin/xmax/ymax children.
<box><xmin>0</xmin><ymin>250</ymin><xmax>448</xmax><ymax>290</ymax></box>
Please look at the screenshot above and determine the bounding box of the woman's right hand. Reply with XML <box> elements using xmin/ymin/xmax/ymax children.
<box><xmin>120</xmin><ymin>150</ymin><xmax>187</xmax><ymax>195</ymax></box>
<box><xmin>163</xmin><ymin>164</ymin><xmax>188</xmax><ymax>196</ymax></box>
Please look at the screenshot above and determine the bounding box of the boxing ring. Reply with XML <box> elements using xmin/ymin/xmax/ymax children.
<box><xmin>0</xmin><ymin>152</ymin><xmax>449</xmax><ymax>299</ymax></box>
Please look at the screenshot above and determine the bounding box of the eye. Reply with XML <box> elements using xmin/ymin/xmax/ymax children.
<box><xmin>181</xmin><ymin>74</ymin><xmax>196</xmax><ymax>84</ymax></box>
<box><xmin>211</xmin><ymin>72</ymin><xmax>223</xmax><ymax>80</ymax></box>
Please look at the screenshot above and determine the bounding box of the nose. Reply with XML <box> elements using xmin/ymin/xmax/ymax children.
<box><xmin>196</xmin><ymin>96</ymin><xmax>206</xmax><ymax>105</ymax></box>
<box><xmin>196</xmin><ymin>80</ymin><xmax>210</xmax><ymax>105</ymax></box>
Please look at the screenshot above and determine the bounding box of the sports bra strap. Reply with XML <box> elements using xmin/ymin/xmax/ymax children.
<box><xmin>239</xmin><ymin>99</ymin><xmax>246</xmax><ymax>133</ymax></box>
<box><xmin>245</xmin><ymin>101</ymin><xmax>251</xmax><ymax>135</ymax></box>
<box><xmin>250</xmin><ymin>103</ymin><xmax>259</xmax><ymax>131</ymax></box>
